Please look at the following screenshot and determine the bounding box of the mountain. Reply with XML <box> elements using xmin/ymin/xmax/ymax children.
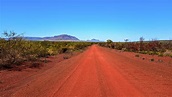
<box><xmin>23</xmin><ymin>34</ymin><xmax>80</xmax><ymax>41</ymax></box>
<box><xmin>44</xmin><ymin>34</ymin><xmax>79</xmax><ymax>41</ymax></box>
<box><xmin>87</xmin><ymin>39</ymin><xmax>102</xmax><ymax>42</ymax></box>
<box><xmin>23</xmin><ymin>37</ymin><xmax>43</xmax><ymax>41</ymax></box>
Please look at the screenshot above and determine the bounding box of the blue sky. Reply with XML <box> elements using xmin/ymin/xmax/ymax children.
<box><xmin>0</xmin><ymin>0</ymin><xmax>172</xmax><ymax>41</ymax></box>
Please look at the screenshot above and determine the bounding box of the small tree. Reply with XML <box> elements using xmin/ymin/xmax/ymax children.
<box><xmin>124</xmin><ymin>39</ymin><xmax>129</xmax><ymax>50</ymax></box>
<box><xmin>107</xmin><ymin>39</ymin><xmax>113</xmax><ymax>44</ymax></box>
<box><xmin>124</xmin><ymin>39</ymin><xmax>129</xmax><ymax>42</ymax></box>
<box><xmin>106</xmin><ymin>39</ymin><xmax>114</xmax><ymax>48</ymax></box>
<box><xmin>139</xmin><ymin>37</ymin><xmax>144</xmax><ymax>51</ymax></box>
<box><xmin>0</xmin><ymin>31</ymin><xmax>24</xmax><ymax>67</ymax></box>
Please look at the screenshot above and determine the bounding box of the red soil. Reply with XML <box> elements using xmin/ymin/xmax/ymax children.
<box><xmin>0</xmin><ymin>45</ymin><xmax>172</xmax><ymax>97</ymax></box>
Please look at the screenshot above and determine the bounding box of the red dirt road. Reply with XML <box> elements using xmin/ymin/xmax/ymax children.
<box><xmin>1</xmin><ymin>45</ymin><xmax>172</xmax><ymax>97</ymax></box>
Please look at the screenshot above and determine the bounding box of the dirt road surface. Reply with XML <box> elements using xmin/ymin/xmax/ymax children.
<box><xmin>1</xmin><ymin>45</ymin><xmax>172</xmax><ymax>97</ymax></box>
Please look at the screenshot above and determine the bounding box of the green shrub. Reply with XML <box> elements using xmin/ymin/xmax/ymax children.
<box><xmin>148</xmin><ymin>51</ymin><xmax>155</xmax><ymax>55</ymax></box>
<box><xmin>0</xmin><ymin>32</ymin><xmax>24</xmax><ymax>67</ymax></box>
<box><xmin>139</xmin><ymin>51</ymin><xmax>148</xmax><ymax>54</ymax></box>
<box><xmin>0</xmin><ymin>32</ymin><xmax>92</xmax><ymax>70</ymax></box>
<box><xmin>157</xmin><ymin>52</ymin><xmax>163</xmax><ymax>57</ymax></box>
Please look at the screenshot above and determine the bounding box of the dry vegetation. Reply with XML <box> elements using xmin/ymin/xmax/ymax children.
<box><xmin>99</xmin><ymin>38</ymin><xmax>172</xmax><ymax>57</ymax></box>
<box><xmin>0</xmin><ymin>31</ymin><xmax>92</xmax><ymax>70</ymax></box>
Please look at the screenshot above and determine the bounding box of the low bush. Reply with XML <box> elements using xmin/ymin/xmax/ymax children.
<box><xmin>163</xmin><ymin>50</ymin><xmax>172</xmax><ymax>56</ymax></box>
<box><xmin>63</xmin><ymin>56</ymin><xmax>69</xmax><ymax>59</ymax></box>
<box><xmin>150</xmin><ymin>58</ymin><xmax>154</xmax><ymax>62</ymax></box>
<box><xmin>135</xmin><ymin>54</ymin><xmax>140</xmax><ymax>57</ymax></box>
<box><xmin>29</xmin><ymin>62</ymin><xmax>43</xmax><ymax>68</ymax></box>
<box><xmin>157</xmin><ymin>52</ymin><xmax>163</xmax><ymax>57</ymax></box>
<box><xmin>0</xmin><ymin>32</ymin><xmax>92</xmax><ymax>70</ymax></box>
<box><xmin>99</xmin><ymin>38</ymin><xmax>172</xmax><ymax>57</ymax></box>
<box><xmin>139</xmin><ymin>51</ymin><xmax>148</xmax><ymax>54</ymax></box>
<box><xmin>148</xmin><ymin>51</ymin><xmax>155</xmax><ymax>55</ymax></box>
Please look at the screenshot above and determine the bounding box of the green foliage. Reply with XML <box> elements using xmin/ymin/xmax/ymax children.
<box><xmin>107</xmin><ymin>39</ymin><xmax>113</xmax><ymax>44</ymax></box>
<box><xmin>99</xmin><ymin>38</ymin><xmax>172</xmax><ymax>57</ymax></box>
<box><xmin>0</xmin><ymin>32</ymin><xmax>92</xmax><ymax>69</ymax></box>
<box><xmin>106</xmin><ymin>40</ymin><xmax>114</xmax><ymax>48</ymax></box>
<box><xmin>139</xmin><ymin>51</ymin><xmax>148</xmax><ymax>54</ymax></box>
<box><xmin>0</xmin><ymin>32</ymin><xmax>24</xmax><ymax>68</ymax></box>
<box><xmin>115</xmin><ymin>42</ymin><xmax>125</xmax><ymax>50</ymax></box>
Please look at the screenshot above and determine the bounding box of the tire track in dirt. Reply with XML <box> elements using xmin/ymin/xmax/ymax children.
<box><xmin>52</xmin><ymin>46</ymin><xmax>102</xmax><ymax>97</ymax></box>
<box><xmin>52</xmin><ymin>45</ymin><xmax>144</xmax><ymax>97</ymax></box>
<box><xmin>11</xmin><ymin>49</ymin><xmax>91</xmax><ymax>97</ymax></box>
<box><xmin>95</xmin><ymin>46</ymin><xmax>144</xmax><ymax>97</ymax></box>
<box><xmin>97</xmin><ymin>46</ymin><xmax>172</xmax><ymax>97</ymax></box>
<box><xmin>50</xmin><ymin>51</ymin><xmax>91</xmax><ymax>97</ymax></box>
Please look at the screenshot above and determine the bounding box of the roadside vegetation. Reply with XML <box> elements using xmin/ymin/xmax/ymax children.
<box><xmin>1</xmin><ymin>31</ymin><xmax>171</xmax><ymax>70</ymax></box>
<box><xmin>0</xmin><ymin>31</ymin><xmax>92</xmax><ymax>70</ymax></box>
<box><xmin>99</xmin><ymin>37</ymin><xmax>172</xmax><ymax>57</ymax></box>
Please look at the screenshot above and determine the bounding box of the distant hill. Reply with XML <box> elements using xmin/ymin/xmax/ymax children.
<box><xmin>87</xmin><ymin>39</ymin><xmax>102</xmax><ymax>42</ymax></box>
<box><xmin>23</xmin><ymin>34</ymin><xmax>80</xmax><ymax>41</ymax></box>
<box><xmin>23</xmin><ymin>37</ymin><xmax>43</xmax><ymax>41</ymax></box>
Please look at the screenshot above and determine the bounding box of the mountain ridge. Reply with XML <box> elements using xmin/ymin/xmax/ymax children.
<box><xmin>23</xmin><ymin>34</ymin><xmax>79</xmax><ymax>41</ymax></box>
